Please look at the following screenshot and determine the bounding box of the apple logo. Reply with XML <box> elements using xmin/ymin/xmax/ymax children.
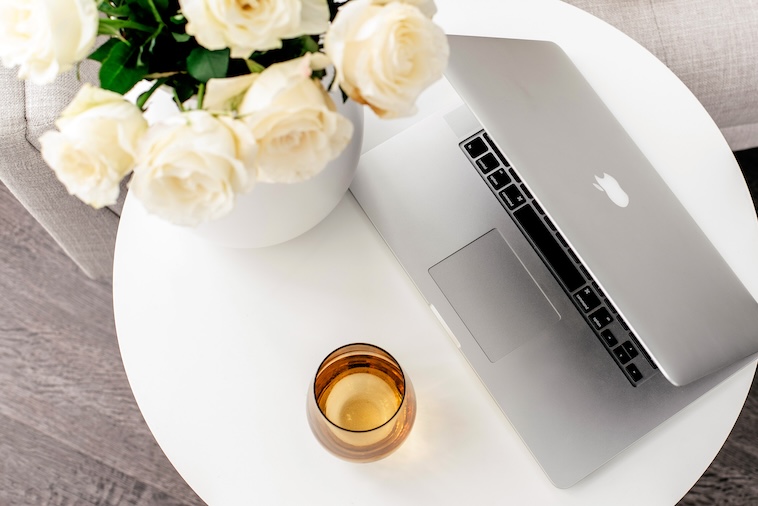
<box><xmin>593</xmin><ymin>173</ymin><xmax>629</xmax><ymax>208</ymax></box>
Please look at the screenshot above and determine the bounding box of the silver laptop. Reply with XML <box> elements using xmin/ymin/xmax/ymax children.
<box><xmin>350</xmin><ymin>36</ymin><xmax>758</xmax><ymax>488</ymax></box>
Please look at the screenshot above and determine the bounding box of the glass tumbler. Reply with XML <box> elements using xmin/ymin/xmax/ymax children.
<box><xmin>306</xmin><ymin>343</ymin><xmax>416</xmax><ymax>462</ymax></box>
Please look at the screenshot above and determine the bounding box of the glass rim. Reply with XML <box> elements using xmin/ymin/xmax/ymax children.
<box><xmin>312</xmin><ymin>342</ymin><xmax>407</xmax><ymax>434</ymax></box>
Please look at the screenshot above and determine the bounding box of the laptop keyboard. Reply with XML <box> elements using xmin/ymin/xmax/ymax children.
<box><xmin>461</xmin><ymin>130</ymin><xmax>659</xmax><ymax>387</ymax></box>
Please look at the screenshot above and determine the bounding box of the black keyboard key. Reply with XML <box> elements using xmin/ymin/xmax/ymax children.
<box><xmin>487</xmin><ymin>168</ymin><xmax>510</xmax><ymax>190</ymax></box>
<box><xmin>464</xmin><ymin>137</ymin><xmax>487</xmax><ymax>158</ymax></box>
<box><xmin>520</xmin><ymin>184</ymin><xmax>533</xmax><ymax>199</ymax></box>
<box><xmin>621</xmin><ymin>341</ymin><xmax>639</xmax><ymax>359</ymax></box>
<box><xmin>508</xmin><ymin>168</ymin><xmax>521</xmax><ymax>183</ymax></box>
<box><xmin>483</xmin><ymin>133</ymin><xmax>510</xmax><ymax>167</ymax></box>
<box><xmin>629</xmin><ymin>333</ymin><xmax>657</xmax><ymax>369</ymax></box>
<box><xmin>589</xmin><ymin>307</ymin><xmax>613</xmax><ymax>330</ymax></box>
<box><xmin>592</xmin><ymin>282</ymin><xmax>605</xmax><ymax>299</ymax></box>
<box><xmin>500</xmin><ymin>184</ymin><xmax>526</xmax><ymax>210</ymax></box>
<box><xmin>613</xmin><ymin>345</ymin><xmax>631</xmax><ymax>364</ymax></box>
<box><xmin>533</xmin><ymin>201</ymin><xmax>545</xmax><ymax>215</ymax></box>
<box><xmin>513</xmin><ymin>206</ymin><xmax>584</xmax><ymax>292</ymax></box>
<box><xmin>579</xmin><ymin>265</ymin><xmax>591</xmax><ymax>279</ymax></box>
<box><xmin>544</xmin><ymin>217</ymin><xmax>556</xmax><ymax>231</ymax></box>
<box><xmin>574</xmin><ymin>286</ymin><xmax>601</xmax><ymax>313</ymax></box>
<box><xmin>626</xmin><ymin>363</ymin><xmax>643</xmax><ymax>382</ymax></box>
<box><xmin>600</xmin><ymin>329</ymin><xmax>618</xmax><ymax>347</ymax></box>
<box><xmin>617</xmin><ymin>316</ymin><xmax>629</xmax><ymax>330</ymax></box>
<box><xmin>476</xmin><ymin>153</ymin><xmax>499</xmax><ymax>174</ymax></box>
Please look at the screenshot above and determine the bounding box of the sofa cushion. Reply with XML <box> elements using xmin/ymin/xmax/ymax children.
<box><xmin>563</xmin><ymin>0</ymin><xmax>758</xmax><ymax>151</ymax></box>
<box><xmin>0</xmin><ymin>62</ymin><xmax>120</xmax><ymax>280</ymax></box>
<box><xmin>24</xmin><ymin>60</ymin><xmax>100</xmax><ymax>152</ymax></box>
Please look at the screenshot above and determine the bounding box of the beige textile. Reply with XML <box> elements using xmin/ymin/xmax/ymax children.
<box><xmin>0</xmin><ymin>61</ymin><xmax>122</xmax><ymax>280</ymax></box>
<box><xmin>1</xmin><ymin>1</ymin><xmax>758</xmax><ymax>279</ymax></box>
<box><xmin>563</xmin><ymin>0</ymin><xmax>758</xmax><ymax>151</ymax></box>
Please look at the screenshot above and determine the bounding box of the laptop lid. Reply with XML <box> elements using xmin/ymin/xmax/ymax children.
<box><xmin>444</xmin><ymin>35</ymin><xmax>758</xmax><ymax>386</ymax></box>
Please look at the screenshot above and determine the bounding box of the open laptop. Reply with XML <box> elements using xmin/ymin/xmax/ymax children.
<box><xmin>349</xmin><ymin>36</ymin><xmax>758</xmax><ymax>488</ymax></box>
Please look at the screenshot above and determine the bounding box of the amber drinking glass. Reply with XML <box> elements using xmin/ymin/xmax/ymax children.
<box><xmin>307</xmin><ymin>343</ymin><xmax>416</xmax><ymax>462</ymax></box>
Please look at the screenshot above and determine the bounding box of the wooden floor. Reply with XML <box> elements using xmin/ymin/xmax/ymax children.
<box><xmin>0</xmin><ymin>183</ymin><xmax>204</xmax><ymax>505</ymax></box>
<box><xmin>1</xmin><ymin>152</ymin><xmax>757</xmax><ymax>505</ymax></box>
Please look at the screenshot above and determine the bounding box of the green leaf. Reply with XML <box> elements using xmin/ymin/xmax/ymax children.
<box><xmin>99</xmin><ymin>41</ymin><xmax>148</xmax><ymax>94</ymax></box>
<box><xmin>135</xmin><ymin>0</ymin><xmax>165</xmax><ymax>23</ymax></box>
<box><xmin>302</xmin><ymin>36</ymin><xmax>320</xmax><ymax>54</ymax></box>
<box><xmin>186</xmin><ymin>47</ymin><xmax>230</xmax><ymax>83</ymax></box>
<box><xmin>98</xmin><ymin>17</ymin><xmax>153</xmax><ymax>35</ymax></box>
<box><xmin>97</xmin><ymin>21</ymin><xmax>126</xmax><ymax>39</ymax></box>
<box><xmin>171</xmin><ymin>32</ymin><xmax>191</xmax><ymax>43</ymax></box>
<box><xmin>245</xmin><ymin>59</ymin><xmax>265</xmax><ymax>73</ymax></box>
<box><xmin>98</xmin><ymin>3</ymin><xmax>131</xmax><ymax>17</ymax></box>
<box><xmin>89</xmin><ymin>38</ymin><xmax>120</xmax><ymax>63</ymax></box>
<box><xmin>170</xmin><ymin>77</ymin><xmax>197</xmax><ymax>103</ymax></box>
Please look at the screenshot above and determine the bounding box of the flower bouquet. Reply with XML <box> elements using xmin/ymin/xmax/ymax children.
<box><xmin>0</xmin><ymin>0</ymin><xmax>448</xmax><ymax>226</ymax></box>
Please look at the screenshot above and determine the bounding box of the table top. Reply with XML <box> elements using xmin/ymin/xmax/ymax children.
<box><xmin>113</xmin><ymin>1</ymin><xmax>758</xmax><ymax>504</ymax></box>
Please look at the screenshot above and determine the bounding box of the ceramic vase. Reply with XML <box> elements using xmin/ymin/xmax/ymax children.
<box><xmin>193</xmin><ymin>97</ymin><xmax>364</xmax><ymax>248</ymax></box>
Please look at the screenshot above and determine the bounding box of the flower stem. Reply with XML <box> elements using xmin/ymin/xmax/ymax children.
<box><xmin>136</xmin><ymin>77</ymin><xmax>169</xmax><ymax>110</ymax></box>
<box><xmin>99</xmin><ymin>18</ymin><xmax>153</xmax><ymax>34</ymax></box>
<box><xmin>141</xmin><ymin>0</ymin><xmax>165</xmax><ymax>25</ymax></box>
<box><xmin>196</xmin><ymin>83</ymin><xmax>206</xmax><ymax>110</ymax></box>
<box><xmin>172</xmin><ymin>89</ymin><xmax>186</xmax><ymax>112</ymax></box>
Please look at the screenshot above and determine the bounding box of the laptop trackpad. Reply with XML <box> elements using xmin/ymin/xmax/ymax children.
<box><xmin>429</xmin><ymin>229</ymin><xmax>561</xmax><ymax>363</ymax></box>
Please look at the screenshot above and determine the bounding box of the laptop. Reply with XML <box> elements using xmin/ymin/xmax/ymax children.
<box><xmin>349</xmin><ymin>36</ymin><xmax>758</xmax><ymax>488</ymax></box>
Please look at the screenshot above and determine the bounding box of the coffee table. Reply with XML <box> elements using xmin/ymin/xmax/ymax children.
<box><xmin>113</xmin><ymin>1</ymin><xmax>758</xmax><ymax>504</ymax></box>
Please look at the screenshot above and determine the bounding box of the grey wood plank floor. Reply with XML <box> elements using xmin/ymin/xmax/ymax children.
<box><xmin>0</xmin><ymin>183</ymin><xmax>203</xmax><ymax>505</ymax></box>
<box><xmin>1</xmin><ymin>152</ymin><xmax>757</xmax><ymax>505</ymax></box>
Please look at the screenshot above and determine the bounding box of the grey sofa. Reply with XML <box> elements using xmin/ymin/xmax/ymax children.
<box><xmin>0</xmin><ymin>60</ymin><xmax>125</xmax><ymax>280</ymax></box>
<box><xmin>564</xmin><ymin>0</ymin><xmax>758</xmax><ymax>151</ymax></box>
<box><xmin>1</xmin><ymin>0</ymin><xmax>757</xmax><ymax>280</ymax></box>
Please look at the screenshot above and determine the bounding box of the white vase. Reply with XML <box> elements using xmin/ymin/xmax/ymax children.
<box><xmin>192</xmin><ymin>97</ymin><xmax>364</xmax><ymax>248</ymax></box>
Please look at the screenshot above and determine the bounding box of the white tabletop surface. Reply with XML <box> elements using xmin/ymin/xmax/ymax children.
<box><xmin>113</xmin><ymin>1</ymin><xmax>758</xmax><ymax>504</ymax></box>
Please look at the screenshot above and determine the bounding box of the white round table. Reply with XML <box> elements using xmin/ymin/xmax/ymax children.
<box><xmin>113</xmin><ymin>1</ymin><xmax>758</xmax><ymax>504</ymax></box>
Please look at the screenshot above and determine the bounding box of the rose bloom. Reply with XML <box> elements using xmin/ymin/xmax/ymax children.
<box><xmin>0</xmin><ymin>0</ymin><xmax>98</xmax><ymax>84</ymax></box>
<box><xmin>371</xmin><ymin>0</ymin><xmax>437</xmax><ymax>17</ymax></box>
<box><xmin>324</xmin><ymin>0</ymin><xmax>448</xmax><ymax>119</ymax></box>
<box><xmin>39</xmin><ymin>85</ymin><xmax>148</xmax><ymax>208</ymax></box>
<box><xmin>130</xmin><ymin>111</ymin><xmax>257</xmax><ymax>226</ymax></box>
<box><xmin>203</xmin><ymin>73</ymin><xmax>258</xmax><ymax>115</ymax></box>
<box><xmin>180</xmin><ymin>0</ymin><xmax>329</xmax><ymax>58</ymax></box>
<box><xmin>205</xmin><ymin>53</ymin><xmax>353</xmax><ymax>184</ymax></box>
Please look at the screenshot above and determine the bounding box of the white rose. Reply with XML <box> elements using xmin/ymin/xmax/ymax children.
<box><xmin>235</xmin><ymin>54</ymin><xmax>353</xmax><ymax>183</ymax></box>
<box><xmin>180</xmin><ymin>0</ymin><xmax>330</xmax><ymax>58</ymax></box>
<box><xmin>0</xmin><ymin>0</ymin><xmax>98</xmax><ymax>84</ymax></box>
<box><xmin>324</xmin><ymin>0</ymin><xmax>449</xmax><ymax>119</ymax></box>
<box><xmin>203</xmin><ymin>73</ymin><xmax>258</xmax><ymax>115</ymax></box>
<box><xmin>370</xmin><ymin>0</ymin><xmax>437</xmax><ymax>17</ymax></box>
<box><xmin>130</xmin><ymin>111</ymin><xmax>258</xmax><ymax>226</ymax></box>
<box><xmin>39</xmin><ymin>85</ymin><xmax>148</xmax><ymax>208</ymax></box>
